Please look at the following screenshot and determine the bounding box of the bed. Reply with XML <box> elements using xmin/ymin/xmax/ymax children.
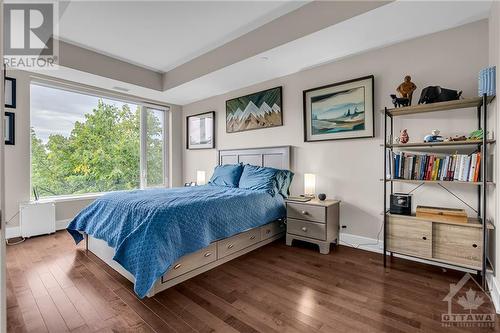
<box><xmin>67</xmin><ymin>146</ymin><xmax>291</xmax><ymax>298</ymax></box>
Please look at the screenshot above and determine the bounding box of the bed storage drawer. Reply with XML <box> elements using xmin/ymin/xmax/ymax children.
<box><xmin>162</xmin><ymin>243</ymin><xmax>217</xmax><ymax>282</ymax></box>
<box><xmin>287</xmin><ymin>202</ymin><xmax>325</xmax><ymax>223</ymax></box>
<box><xmin>261</xmin><ymin>220</ymin><xmax>285</xmax><ymax>240</ymax></box>
<box><xmin>287</xmin><ymin>218</ymin><xmax>326</xmax><ymax>240</ymax></box>
<box><xmin>218</xmin><ymin>229</ymin><xmax>261</xmax><ymax>259</ymax></box>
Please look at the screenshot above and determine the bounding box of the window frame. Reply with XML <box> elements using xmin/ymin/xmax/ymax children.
<box><xmin>30</xmin><ymin>79</ymin><xmax>170</xmax><ymax>200</ymax></box>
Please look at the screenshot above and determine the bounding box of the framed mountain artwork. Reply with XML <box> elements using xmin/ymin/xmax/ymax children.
<box><xmin>226</xmin><ymin>86</ymin><xmax>283</xmax><ymax>133</ymax></box>
<box><xmin>303</xmin><ymin>75</ymin><xmax>374</xmax><ymax>142</ymax></box>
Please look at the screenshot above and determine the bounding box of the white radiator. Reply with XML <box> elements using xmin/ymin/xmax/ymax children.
<box><xmin>20</xmin><ymin>202</ymin><xmax>56</xmax><ymax>238</ymax></box>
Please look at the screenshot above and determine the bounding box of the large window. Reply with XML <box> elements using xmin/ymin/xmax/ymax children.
<box><xmin>30</xmin><ymin>83</ymin><xmax>168</xmax><ymax>198</ymax></box>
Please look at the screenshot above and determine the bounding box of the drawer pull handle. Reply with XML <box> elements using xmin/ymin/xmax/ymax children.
<box><xmin>422</xmin><ymin>236</ymin><xmax>427</xmax><ymax>240</ymax></box>
<box><xmin>204</xmin><ymin>252</ymin><xmax>212</xmax><ymax>257</ymax></box>
<box><xmin>472</xmin><ymin>244</ymin><xmax>478</xmax><ymax>248</ymax></box>
<box><xmin>250</xmin><ymin>235</ymin><xmax>256</xmax><ymax>240</ymax></box>
<box><xmin>301</xmin><ymin>227</ymin><xmax>308</xmax><ymax>232</ymax></box>
<box><xmin>266</xmin><ymin>229</ymin><xmax>271</xmax><ymax>234</ymax></box>
<box><xmin>227</xmin><ymin>244</ymin><xmax>234</xmax><ymax>249</ymax></box>
<box><xmin>301</xmin><ymin>210</ymin><xmax>308</xmax><ymax>215</ymax></box>
<box><xmin>173</xmin><ymin>263</ymin><xmax>182</xmax><ymax>270</ymax></box>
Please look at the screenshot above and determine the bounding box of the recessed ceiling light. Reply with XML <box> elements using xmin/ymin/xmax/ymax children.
<box><xmin>112</xmin><ymin>86</ymin><xmax>130</xmax><ymax>92</ymax></box>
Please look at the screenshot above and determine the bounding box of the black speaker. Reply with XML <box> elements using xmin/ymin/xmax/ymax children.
<box><xmin>390</xmin><ymin>193</ymin><xmax>412</xmax><ymax>215</ymax></box>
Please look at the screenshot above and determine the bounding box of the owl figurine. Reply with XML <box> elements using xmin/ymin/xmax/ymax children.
<box><xmin>399</xmin><ymin>129</ymin><xmax>409</xmax><ymax>144</ymax></box>
<box><xmin>396</xmin><ymin>75</ymin><xmax>417</xmax><ymax>105</ymax></box>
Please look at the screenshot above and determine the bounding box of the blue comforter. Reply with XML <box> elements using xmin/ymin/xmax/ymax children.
<box><xmin>67</xmin><ymin>185</ymin><xmax>285</xmax><ymax>298</ymax></box>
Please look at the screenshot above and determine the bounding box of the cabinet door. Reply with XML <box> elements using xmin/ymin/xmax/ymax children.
<box><xmin>432</xmin><ymin>224</ymin><xmax>482</xmax><ymax>268</ymax></box>
<box><xmin>387</xmin><ymin>216</ymin><xmax>432</xmax><ymax>257</ymax></box>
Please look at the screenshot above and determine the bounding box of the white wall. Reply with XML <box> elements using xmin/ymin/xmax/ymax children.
<box><xmin>182</xmin><ymin>21</ymin><xmax>489</xmax><ymax>240</ymax></box>
<box><xmin>488</xmin><ymin>1</ymin><xmax>500</xmax><ymax>291</ymax></box>
<box><xmin>4</xmin><ymin>70</ymin><xmax>183</xmax><ymax>233</ymax></box>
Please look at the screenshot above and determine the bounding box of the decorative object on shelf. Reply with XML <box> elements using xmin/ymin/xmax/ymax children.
<box><xmin>226</xmin><ymin>86</ymin><xmax>282</xmax><ymax>133</ymax></box>
<box><xmin>396</xmin><ymin>75</ymin><xmax>417</xmax><ymax>105</ymax></box>
<box><xmin>478</xmin><ymin>66</ymin><xmax>495</xmax><ymax>96</ymax></box>
<box><xmin>390</xmin><ymin>94</ymin><xmax>409</xmax><ymax>108</ymax></box>
<box><xmin>399</xmin><ymin>129</ymin><xmax>409</xmax><ymax>144</ymax></box>
<box><xmin>416</xmin><ymin>205</ymin><xmax>467</xmax><ymax>224</ymax></box>
<box><xmin>303</xmin><ymin>75</ymin><xmax>374</xmax><ymax>141</ymax></box>
<box><xmin>196</xmin><ymin>170</ymin><xmax>206</xmax><ymax>185</ymax></box>
<box><xmin>4</xmin><ymin>112</ymin><xmax>15</xmax><ymax>145</ymax></box>
<box><xmin>186</xmin><ymin>111</ymin><xmax>215</xmax><ymax>149</ymax></box>
<box><xmin>389</xmin><ymin>193</ymin><xmax>412</xmax><ymax>215</ymax></box>
<box><xmin>4</xmin><ymin>77</ymin><xmax>16</xmax><ymax>108</ymax></box>
<box><xmin>303</xmin><ymin>173</ymin><xmax>316</xmax><ymax>198</ymax></box>
<box><xmin>468</xmin><ymin>129</ymin><xmax>483</xmax><ymax>141</ymax></box>
<box><xmin>318</xmin><ymin>193</ymin><xmax>326</xmax><ymax>201</ymax></box>
<box><xmin>424</xmin><ymin>129</ymin><xmax>444</xmax><ymax>143</ymax></box>
<box><xmin>418</xmin><ymin>86</ymin><xmax>462</xmax><ymax>104</ymax></box>
<box><xmin>446</xmin><ymin>135</ymin><xmax>467</xmax><ymax>142</ymax></box>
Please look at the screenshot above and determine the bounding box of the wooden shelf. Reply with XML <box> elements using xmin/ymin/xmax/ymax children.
<box><xmin>386</xmin><ymin>213</ymin><xmax>493</xmax><ymax>229</ymax></box>
<box><xmin>384</xmin><ymin>178</ymin><xmax>494</xmax><ymax>186</ymax></box>
<box><xmin>386</xmin><ymin>140</ymin><xmax>495</xmax><ymax>149</ymax></box>
<box><xmin>382</xmin><ymin>96</ymin><xmax>494</xmax><ymax>116</ymax></box>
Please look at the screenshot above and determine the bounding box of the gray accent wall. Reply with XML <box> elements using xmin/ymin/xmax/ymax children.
<box><xmin>182</xmin><ymin>20</ymin><xmax>490</xmax><ymax>241</ymax></box>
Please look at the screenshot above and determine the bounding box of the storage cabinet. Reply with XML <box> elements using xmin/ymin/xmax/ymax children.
<box><xmin>386</xmin><ymin>214</ymin><xmax>485</xmax><ymax>269</ymax></box>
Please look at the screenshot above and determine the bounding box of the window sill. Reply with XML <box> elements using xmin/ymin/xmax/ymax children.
<box><xmin>28</xmin><ymin>192</ymin><xmax>107</xmax><ymax>205</ymax></box>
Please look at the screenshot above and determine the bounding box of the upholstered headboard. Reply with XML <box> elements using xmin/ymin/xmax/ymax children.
<box><xmin>218</xmin><ymin>146</ymin><xmax>290</xmax><ymax>170</ymax></box>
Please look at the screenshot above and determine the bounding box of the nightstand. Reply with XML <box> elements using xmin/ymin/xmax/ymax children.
<box><xmin>285</xmin><ymin>199</ymin><xmax>340</xmax><ymax>254</ymax></box>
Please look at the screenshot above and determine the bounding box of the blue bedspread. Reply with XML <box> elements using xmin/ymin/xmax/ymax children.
<box><xmin>67</xmin><ymin>185</ymin><xmax>285</xmax><ymax>298</ymax></box>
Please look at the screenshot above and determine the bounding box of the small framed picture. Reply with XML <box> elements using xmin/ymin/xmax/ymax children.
<box><xmin>4</xmin><ymin>112</ymin><xmax>15</xmax><ymax>145</ymax></box>
<box><xmin>186</xmin><ymin>111</ymin><xmax>215</xmax><ymax>150</ymax></box>
<box><xmin>5</xmin><ymin>77</ymin><xmax>16</xmax><ymax>108</ymax></box>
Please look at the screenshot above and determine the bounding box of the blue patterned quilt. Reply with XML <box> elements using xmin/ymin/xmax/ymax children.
<box><xmin>67</xmin><ymin>185</ymin><xmax>285</xmax><ymax>298</ymax></box>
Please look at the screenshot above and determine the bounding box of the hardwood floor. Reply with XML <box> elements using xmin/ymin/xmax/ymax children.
<box><xmin>6</xmin><ymin>231</ymin><xmax>500</xmax><ymax>332</ymax></box>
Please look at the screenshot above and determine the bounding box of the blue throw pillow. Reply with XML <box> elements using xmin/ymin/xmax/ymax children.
<box><xmin>276</xmin><ymin>169</ymin><xmax>294</xmax><ymax>198</ymax></box>
<box><xmin>208</xmin><ymin>164</ymin><xmax>244</xmax><ymax>187</ymax></box>
<box><xmin>238</xmin><ymin>164</ymin><xmax>281</xmax><ymax>195</ymax></box>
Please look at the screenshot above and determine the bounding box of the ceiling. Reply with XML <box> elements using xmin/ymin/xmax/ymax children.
<box><xmin>58</xmin><ymin>1</ymin><xmax>307</xmax><ymax>72</ymax></box>
<box><xmin>43</xmin><ymin>0</ymin><xmax>493</xmax><ymax>105</ymax></box>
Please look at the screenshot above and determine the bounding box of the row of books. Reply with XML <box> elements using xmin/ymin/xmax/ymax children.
<box><xmin>386</xmin><ymin>151</ymin><xmax>481</xmax><ymax>182</ymax></box>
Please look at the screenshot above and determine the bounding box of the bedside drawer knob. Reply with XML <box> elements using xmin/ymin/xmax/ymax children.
<box><xmin>301</xmin><ymin>210</ymin><xmax>308</xmax><ymax>215</ymax></box>
<box><xmin>204</xmin><ymin>252</ymin><xmax>212</xmax><ymax>257</ymax></box>
<box><xmin>250</xmin><ymin>235</ymin><xmax>256</xmax><ymax>240</ymax></box>
<box><xmin>173</xmin><ymin>263</ymin><xmax>182</xmax><ymax>270</ymax></box>
<box><xmin>227</xmin><ymin>244</ymin><xmax>234</xmax><ymax>249</ymax></box>
<box><xmin>472</xmin><ymin>243</ymin><xmax>478</xmax><ymax>248</ymax></box>
<box><xmin>422</xmin><ymin>236</ymin><xmax>427</xmax><ymax>240</ymax></box>
<box><xmin>301</xmin><ymin>227</ymin><xmax>308</xmax><ymax>232</ymax></box>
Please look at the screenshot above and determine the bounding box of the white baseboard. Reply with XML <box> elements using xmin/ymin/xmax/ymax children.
<box><xmin>5</xmin><ymin>226</ymin><xmax>20</xmax><ymax>239</ymax></box>
<box><xmin>5</xmin><ymin>219</ymin><xmax>71</xmax><ymax>240</ymax></box>
<box><xmin>56</xmin><ymin>219</ymin><xmax>72</xmax><ymax>230</ymax></box>
<box><xmin>487</xmin><ymin>273</ymin><xmax>500</xmax><ymax>314</ymax></box>
<box><xmin>339</xmin><ymin>232</ymin><xmax>475</xmax><ymax>273</ymax></box>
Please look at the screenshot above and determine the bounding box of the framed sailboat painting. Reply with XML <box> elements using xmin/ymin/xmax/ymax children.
<box><xmin>303</xmin><ymin>76</ymin><xmax>374</xmax><ymax>142</ymax></box>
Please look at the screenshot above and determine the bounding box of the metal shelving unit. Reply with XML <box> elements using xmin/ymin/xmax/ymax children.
<box><xmin>382</xmin><ymin>94</ymin><xmax>495</xmax><ymax>289</ymax></box>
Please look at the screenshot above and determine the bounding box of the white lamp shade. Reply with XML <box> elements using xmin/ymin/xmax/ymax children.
<box><xmin>304</xmin><ymin>173</ymin><xmax>316</xmax><ymax>196</ymax></box>
<box><xmin>196</xmin><ymin>171</ymin><xmax>206</xmax><ymax>185</ymax></box>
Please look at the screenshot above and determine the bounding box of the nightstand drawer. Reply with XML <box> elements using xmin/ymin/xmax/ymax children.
<box><xmin>287</xmin><ymin>218</ymin><xmax>326</xmax><ymax>240</ymax></box>
<box><xmin>287</xmin><ymin>202</ymin><xmax>325</xmax><ymax>223</ymax></box>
